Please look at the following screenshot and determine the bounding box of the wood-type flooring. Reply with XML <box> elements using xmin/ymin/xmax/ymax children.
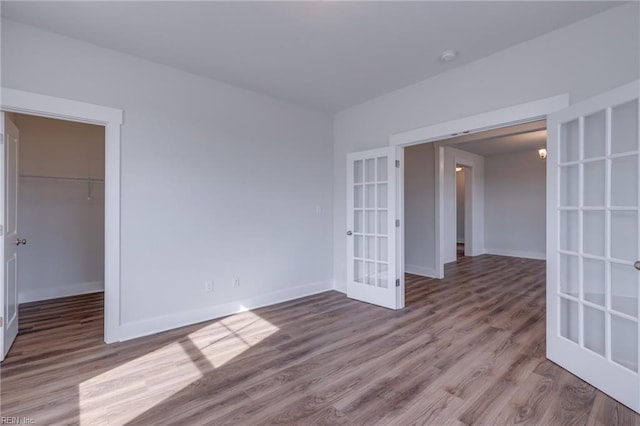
<box><xmin>2</xmin><ymin>254</ymin><xmax>639</xmax><ymax>425</ymax></box>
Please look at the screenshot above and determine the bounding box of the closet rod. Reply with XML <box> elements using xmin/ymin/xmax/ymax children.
<box><xmin>19</xmin><ymin>174</ymin><xmax>105</xmax><ymax>183</ymax></box>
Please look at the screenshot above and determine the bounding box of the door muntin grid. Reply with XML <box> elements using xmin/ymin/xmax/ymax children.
<box><xmin>352</xmin><ymin>156</ymin><xmax>390</xmax><ymax>288</ymax></box>
<box><xmin>557</xmin><ymin>98</ymin><xmax>640</xmax><ymax>373</ymax></box>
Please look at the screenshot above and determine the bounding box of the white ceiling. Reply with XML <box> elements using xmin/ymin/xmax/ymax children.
<box><xmin>0</xmin><ymin>1</ymin><xmax>623</xmax><ymax>112</ymax></box>
<box><xmin>443</xmin><ymin>120</ymin><xmax>547</xmax><ymax>157</ymax></box>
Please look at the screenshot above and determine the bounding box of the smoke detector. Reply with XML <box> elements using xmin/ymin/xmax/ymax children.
<box><xmin>439</xmin><ymin>50</ymin><xmax>458</xmax><ymax>62</ymax></box>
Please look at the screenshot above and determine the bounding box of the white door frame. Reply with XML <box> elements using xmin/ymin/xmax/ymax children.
<box><xmin>389</xmin><ymin>94</ymin><xmax>570</xmax><ymax>281</ymax></box>
<box><xmin>438</xmin><ymin>146</ymin><xmax>485</xmax><ymax>269</ymax></box>
<box><xmin>0</xmin><ymin>88</ymin><xmax>123</xmax><ymax>344</ymax></box>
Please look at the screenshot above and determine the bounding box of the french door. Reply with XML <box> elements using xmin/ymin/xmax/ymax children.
<box><xmin>346</xmin><ymin>147</ymin><xmax>402</xmax><ymax>309</ymax></box>
<box><xmin>548</xmin><ymin>81</ymin><xmax>640</xmax><ymax>411</ymax></box>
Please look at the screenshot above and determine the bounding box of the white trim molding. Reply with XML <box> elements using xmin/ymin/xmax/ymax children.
<box><xmin>405</xmin><ymin>264</ymin><xmax>439</xmax><ymax>279</ymax></box>
<box><xmin>1</xmin><ymin>87</ymin><xmax>123</xmax><ymax>343</ymax></box>
<box><xmin>484</xmin><ymin>248</ymin><xmax>546</xmax><ymax>261</ymax></box>
<box><xmin>119</xmin><ymin>280</ymin><xmax>334</xmax><ymax>341</ymax></box>
<box><xmin>19</xmin><ymin>281</ymin><xmax>104</xmax><ymax>304</ymax></box>
<box><xmin>389</xmin><ymin>94</ymin><xmax>570</xmax><ymax>147</ymax></box>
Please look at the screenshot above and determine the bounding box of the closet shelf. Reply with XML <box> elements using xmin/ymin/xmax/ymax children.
<box><xmin>19</xmin><ymin>174</ymin><xmax>105</xmax><ymax>183</ymax></box>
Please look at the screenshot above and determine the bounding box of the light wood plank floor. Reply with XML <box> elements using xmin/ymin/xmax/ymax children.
<box><xmin>2</xmin><ymin>255</ymin><xmax>639</xmax><ymax>425</ymax></box>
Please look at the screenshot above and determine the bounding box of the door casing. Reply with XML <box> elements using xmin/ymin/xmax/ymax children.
<box><xmin>0</xmin><ymin>88</ymin><xmax>123</xmax><ymax>346</ymax></box>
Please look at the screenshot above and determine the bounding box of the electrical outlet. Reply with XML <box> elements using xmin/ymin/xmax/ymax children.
<box><xmin>205</xmin><ymin>281</ymin><xmax>214</xmax><ymax>292</ymax></box>
<box><xmin>233</xmin><ymin>277</ymin><xmax>240</xmax><ymax>288</ymax></box>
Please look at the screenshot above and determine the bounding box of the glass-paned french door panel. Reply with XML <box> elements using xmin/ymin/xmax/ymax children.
<box><xmin>347</xmin><ymin>147</ymin><xmax>399</xmax><ymax>310</ymax></box>
<box><xmin>557</xmin><ymin>96</ymin><xmax>640</xmax><ymax>370</ymax></box>
<box><xmin>351</xmin><ymin>156</ymin><xmax>390</xmax><ymax>288</ymax></box>
<box><xmin>549</xmin><ymin>81</ymin><xmax>640</xmax><ymax>413</ymax></box>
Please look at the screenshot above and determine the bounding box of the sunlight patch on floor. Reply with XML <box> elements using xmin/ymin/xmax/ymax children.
<box><xmin>187</xmin><ymin>310</ymin><xmax>281</xmax><ymax>368</ymax></box>
<box><xmin>78</xmin><ymin>310</ymin><xmax>279</xmax><ymax>424</ymax></box>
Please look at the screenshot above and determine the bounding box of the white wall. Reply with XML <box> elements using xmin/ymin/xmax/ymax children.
<box><xmin>404</xmin><ymin>143</ymin><xmax>437</xmax><ymax>277</ymax></box>
<box><xmin>1</xmin><ymin>19</ymin><xmax>333</xmax><ymax>337</ymax></box>
<box><xmin>15</xmin><ymin>114</ymin><xmax>105</xmax><ymax>303</ymax></box>
<box><xmin>333</xmin><ymin>4</ymin><xmax>639</xmax><ymax>290</ymax></box>
<box><xmin>456</xmin><ymin>168</ymin><xmax>465</xmax><ymax>243</ymax></box>
<box><xmin>484</xmin><ymin>149</ymin><xmax>546</xmax><ymax>259</ymax></box>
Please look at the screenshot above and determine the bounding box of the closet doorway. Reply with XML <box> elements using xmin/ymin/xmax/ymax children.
<box><xmin>8</xmin><ymin>113</ymin><xmax>105</xmax><ymax>350</ymax></box>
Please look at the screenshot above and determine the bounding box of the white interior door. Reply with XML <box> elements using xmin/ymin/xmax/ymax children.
<box><xmin>547</xmin><ymin>81</ymin><xmax>640</xmax><ymax>412</ymax></box>
<box><xmin>1</xmin><ymin>113</ymin><xmax>20</xmax><ymax>361</ymax></box>
<box><xmin>346</xmin><ymin>146</ymin><xmax>402</xmax><ymax>309</ymax></box>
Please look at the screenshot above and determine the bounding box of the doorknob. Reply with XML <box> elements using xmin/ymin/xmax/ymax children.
<box><xmin>346</xmin><ymin>230</ymin><xmax>353</xmax><ymax>236</ymax></box>
<box><xmin>16</xmin><ymin>238</ymin><xmax>26</xmax><ymax>246</ymax></box>
<box><xmin>635</xmin><ymin>261</ymin><xmax>640</xmax><ymax>271</ymax></box>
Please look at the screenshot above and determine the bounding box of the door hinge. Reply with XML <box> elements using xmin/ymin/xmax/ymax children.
<box><xmin>395</xmin><ymin>160</ymin><xmax>400</xmax><ymax>168</ymax></box>
<box><xmin>0</xmin><ymin>317</ymin><xmax>3</xmax><ymax>327</ymax></box>
<box><xmin>395</xmin><ymin>219</ymin><xmax>400</xmax><ymax>228</ymax></box>
<box><xmin>395</xmin><ymin>279</ymin><xmax>400</xmax><ymax>287</ymax></box>
<box><xmin>0</xmin><ymin>225</ymin><xmax>3</xmax><ymax>236</ymax></box>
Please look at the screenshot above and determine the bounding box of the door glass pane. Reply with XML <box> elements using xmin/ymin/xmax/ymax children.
<box><xmin>560</xmin><ymin>119</ymin><xmax>580</xmax><ymax>163</ymax></box>
<box><xmin>583</xmin><ymin>211</ymin><xmax>605</xmax><ymax>257</ymax></box>
<box><xmin>377</xmin><ymin>184</ymin><xmax>387</xmax><ymax>208</ymax></box>
<box><xmin>354</xmin><ymin>235</ymin><xmax>363</xmax><ymax>258</ymax></box>
<box><xmin>611</xmin><ymin>262</ymin><xmax>638</xmax><ymax>318</ymax></box>
<box><xmin>365</xmin><ymin>159</ymin><xmax>376</xmax><ymax>183</ymax></box>
<box><xmin>611</xmin><ymin>211</ymin><xmax>638</xmax><ymax>262</ymax></box>
<box><xmin>584</xmin><ymin>306</ymin><xmax>605</xmax><ymax>356</ymax></box>
<box><xmin>559</xmin><ymin>254</ymin><xmax>579</xmax><ymax>298</ymax></box>
<box><xmin>365</xmin><ymin>236</ymin><xmax>375</xmax><ymax>261</ymax></box>
<box><xmin>377</xmin><ymin>263</ymin><xmax>388</xmax><ymax>288</ymax></box>
<box><xmin>377</xmin><ymin>237</ymin><xmax>388</xmax><ymax>262</ymax></box>
<box><xmin>366</xmin><ymin>262</ymin><xmax>376</xmax><ymax>286</ymax></box>
<box><xmin>583</xmin><ymin>258</ymin><xmax>605</xmax><ymax>306</ymax></box>
<box><xmin>354</xmin><ymin>210</ymin><xmax>363</xmax><ymax>233</ymax></box>
<box><xmin>611</xmin><ymin>315</ymin><xmax>638</xmax><ymax>372</ymax></box>
<box><xmin>560</xmin><ymin>165</ymin><xmax>579</xmax><ymax>207</ymax></box>
<box><xmin>377</xmin><ymin>210</ymin><xmax>388</xmax><ymax>235</ymax></box>
<box><xmin>354</xmin><ymin>160</ymin><xmax>363</xmax><ymax>184</ymax></box>
<box><xmin>584</xmin><ymin>110</ymin><xmax>606</xmax><ymax>159</ymax></box>
<box><xmin>583</xmin><ymin>160</ymin><xmax>605</xmax><ymax>206</ymax></box>
<box><xmin>365</xmin><ymin>210</ymin><xmax>375</xmax><ymax>234</ymax></box>
<box><xmin>354</xmin><ymin>185</ymin><xmax>363</xmax><ymax>208</ymax></box>
<box><xmin>560</xmin><ymin>297</ymin><xmax>579</xmax><ymax>343</ymax></box>
<box><xmin>354</xmin><ymin>260</ymin><xmax>364</xmax><ymax>283</ymax></box>
<box><xmin>611</xmin><ymin>155</ymin><xmax>638</xmax><ymax>207</ymax></box>
<box><xmin>365</xmin><ymin>184</ymin><xmax>376</xmax><ymax>208</ymax></box>
<box><xmin>611</xmin><ymin>100</ymin><xmax>639</xmax><ymax>155</ymax></box>
<box><xmin>377</xmin><ymin>157</ymin><xmax>388</xmax><ymax>182</ymax></box>
<box><xmin>560</xmin><ymin>210</ymin><xmax>578</xmax><ymax>252</ymax></box>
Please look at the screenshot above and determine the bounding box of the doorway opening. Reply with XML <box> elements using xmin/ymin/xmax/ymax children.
<box><xmin>455</xmin><ymin>164</ymin><xmax>466</xmax><ymax>258</ymax></box>
<box><xmin>404</xmin><ymin>119</ymin><xmax>548</xmax><ymax>280</ymax></box>
<box><xmin>1</xmin><ymin>88</ymin><xmax>122</xmax><ymax>360</ymax></box>
<box><xmin>6</xmin><ymin>112</ymin><xmax>105</xmax><ymax>355</ymax></box>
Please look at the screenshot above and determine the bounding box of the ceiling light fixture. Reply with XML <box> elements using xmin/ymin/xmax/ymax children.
<box><xmin>439</xmin><ymin>50</ymin><xmax>458</xmax><ymax>62</ymax></box>
<box><xmin>456</xmin><ymin>166</ymin><xmax>463</xmax><ymax>172</ymax></box>
<box><xmin>538</xmin><ymin>148</ymin><xmax>547</xmax><ymax>160</ymax></box>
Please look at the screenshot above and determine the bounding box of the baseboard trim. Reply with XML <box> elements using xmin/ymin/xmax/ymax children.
<box><xmin>333</xmin><ymin>279</ymin><xmax>346</xmax><ymax>294</ymax></box>
<box><xmin>118</xmin><ymin>280</ymin><xmax>333</xmax><ymax>342</ymax></box>
<box><xmin>19</xmin><ymin>281</ymin><xmax>104</xmax><ymax>304</ymax></box>
<box><xmin>405</xmin><ymin>264</ymin><xmax>439</xmax><ymax>278</ymax></box>
<box><xmin>484</xmin><ymin>248</ymin><xmax>546</xmax><ymax>260</ymax></box>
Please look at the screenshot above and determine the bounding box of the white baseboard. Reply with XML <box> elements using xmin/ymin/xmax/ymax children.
<box><xmin>118</xmin><ymin>280</ymin><xmax>333</xmax><ymax>342</ymax></box>
<box><xmin>333</xmin><ymin>279</ymin><xmax>346</xmax><ymax>294</ymax></box>
<box><xmin>405</xmin><ymin>264</ymin><xmax>439</xmax><ymax>278</ymax></box>
<box><xmin>19</xmin><ymin>281</ymin><xmax>104</xmax><ymax>304</ymax></box>
<box><xmin>484</xmin><ymin>248</ymin><xmax>546</xmax><ymax>260</ymax></box>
